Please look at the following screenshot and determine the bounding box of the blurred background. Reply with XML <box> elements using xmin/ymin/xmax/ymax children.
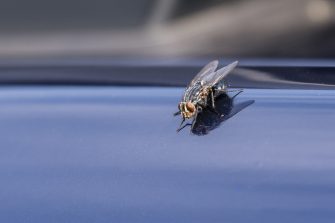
<box><xmin>0</xmin><ymin>0</ymin><xmax>334</xmax><ymax>58</ymax></box>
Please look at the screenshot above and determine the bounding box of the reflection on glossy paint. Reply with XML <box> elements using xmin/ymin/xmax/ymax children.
<box><xmin>191</xmin><ymin>93</ymin><xmax>254</xmax><ymax>135</ymax></box>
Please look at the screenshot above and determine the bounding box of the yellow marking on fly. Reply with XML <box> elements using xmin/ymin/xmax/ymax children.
<box><xmin>199</xmin><ymin>87</ymin><xmax>212</xmax><ymax>100</ymax></box>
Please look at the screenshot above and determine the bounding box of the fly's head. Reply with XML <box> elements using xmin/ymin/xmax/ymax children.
<box><xmin>179</xmin><ymin>101</ymin><xmax>196</xmax><ymax>119</ymax></box>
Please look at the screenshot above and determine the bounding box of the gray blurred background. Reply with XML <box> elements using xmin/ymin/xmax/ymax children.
<box><xmin>0</xmin><ymin>0</ymin><xmax>334</xmax><ymax>58</ymax></box>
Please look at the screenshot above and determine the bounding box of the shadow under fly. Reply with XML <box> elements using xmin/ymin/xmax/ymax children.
<box><xmin>190</xmin><ymin>92</ymin><xmax>254</xmax><ymax>135</ymax></box>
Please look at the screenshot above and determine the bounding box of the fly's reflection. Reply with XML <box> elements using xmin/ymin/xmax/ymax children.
<box><xmin>186</xmin><ymin>92</ymin><xmax>254</xmax><ymax>135</ymax></box>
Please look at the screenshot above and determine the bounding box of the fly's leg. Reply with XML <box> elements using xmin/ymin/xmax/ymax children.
<box><xmin>176</xmin><ymin>117</ymin><xmax>186</xmax><ymax>132</ymax></box>
<box><xmin>201</xmin><ymin>95</ymin><xmax>208</xmax><ymax>109</ymax></box>
<box><xmin>206</xmin><ymin>89</ymin><xmax>219</xmax><ymax>114</ymax></box>
<box><xmin>177</xmin><ymin>123</ymin><xmax>192</xmax><ymax>132</ymax></box>
<box><xmin>215</xmin><ymin>88</ymin><xmax>243</xmax><ymax>94</ymax></box>
<box><xmin>211</xmin><ymin>90</ymin><xmax>215</xmax><ymax>108</ymax></box>
<box><xmin>215</xmin><ymin>88</ymin><xmax>243</xmax><ymax>99</ymax></box>
<box><xmin>173</xmin><ymin>111</ymin><xmax>181</xmax><ymax>116</ymax></box>
<box><xmin>179</xmin><ymin>117</ymin><xmax>185</xmax><ymax>127</ymax></box>
<box><xmin>231</xmin><ymin>89</ymin><xmax>243</xmax><ymax>99</ymax></box>
<box><xmin>227</xmin><ymin>89</ymin><xmax>243</xmax><ymax>93</ymax></box>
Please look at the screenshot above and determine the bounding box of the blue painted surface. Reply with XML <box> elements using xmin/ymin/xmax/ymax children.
<box><xmin>1</xmin><ymin>86</ymin><xmax>335</xmax><ymax>222</ymax></box>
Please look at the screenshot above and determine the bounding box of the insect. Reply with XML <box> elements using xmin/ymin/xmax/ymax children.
<box><xmin>174</xmin><ymin>60</ymin><xmax>242</xmax><ymax>132</ymax></box>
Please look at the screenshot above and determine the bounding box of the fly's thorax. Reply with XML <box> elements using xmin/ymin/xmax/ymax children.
<box><xmin>198</xmin><ymin>86</ymin><xmax>212</xmax><ymax>100</ymax></box>
<box><xmin>179</xmin><ymin>101</ymin><xmax>196</xmax><ymax>119</ymax></box>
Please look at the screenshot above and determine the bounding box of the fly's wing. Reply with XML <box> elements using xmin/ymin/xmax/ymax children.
<box><xmin>204</xmin><ymin>61</ymin><xmax>238</xmax><ymax>87</ymax></box>
<box><xmin>187</xmin><ymin>60</ymin><xmax>219</xmax><ymax>88</ymax></box>
<box><xmin>183</xmin><ymin>60</ymin><xmax>218</xmax><ymax>101</ymax></box>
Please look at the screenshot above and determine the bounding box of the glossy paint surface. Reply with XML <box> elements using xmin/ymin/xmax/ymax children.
<box><xmin>1</xmin><ymin>86</ymin><xmax>335</xmax><ymax>222</ymax></box>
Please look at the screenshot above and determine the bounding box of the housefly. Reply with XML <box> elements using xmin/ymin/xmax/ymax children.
<box><xmin>174</xmin><ymin>60</ymin><xmax>242</xmax><ymax>132</ymax></box>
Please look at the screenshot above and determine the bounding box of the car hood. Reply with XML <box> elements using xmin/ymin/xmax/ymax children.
<box><xmin>1</xmin><ymin>86</ymin><xmax>335</xmax><ymax>222</ymax></box>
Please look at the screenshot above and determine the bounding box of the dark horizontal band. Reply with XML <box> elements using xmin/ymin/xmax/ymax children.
<box><xmin>0</xmin><ymin>58</ymin><xmax>334</xmax><ymax>89</ymax></box>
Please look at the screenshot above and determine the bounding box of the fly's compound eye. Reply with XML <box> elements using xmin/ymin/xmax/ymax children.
<box><xmin>186</xmin><ymin>102</ymin><xmax>195</xmax><ymax>113</ymax></box>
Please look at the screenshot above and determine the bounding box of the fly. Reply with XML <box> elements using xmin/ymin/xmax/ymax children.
<box><xmin>174</xmin><ymin>60</ymin><xmax>242</xmax><ymax>132</ymax></box>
